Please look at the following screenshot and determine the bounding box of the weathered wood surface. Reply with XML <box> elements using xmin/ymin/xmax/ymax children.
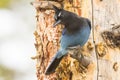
<box><xmin>92</xmin><ymin>0</ymin><xmax>120</xmax><ymax>80</ymax></box>
<box><xmin>32</xmin><ymin>0</ymin><xmax>120</xmax><ymax>80</ymax></box>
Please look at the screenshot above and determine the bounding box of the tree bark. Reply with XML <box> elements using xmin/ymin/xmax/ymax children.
<box><xmin>32</xmin><ymin>0</ymin><xmax>120</xmax><ymax>80</ymax></box>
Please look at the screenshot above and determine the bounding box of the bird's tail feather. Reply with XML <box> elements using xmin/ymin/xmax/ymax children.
<box><xmin>45</xmin><ymin>51</ymin><xmax>63</xmax><ymax>75</ymax></box>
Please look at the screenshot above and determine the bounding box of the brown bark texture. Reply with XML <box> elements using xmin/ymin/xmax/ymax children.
<box><xmin>32</xmin><ymin>0</ymin><xmax>120</xmax><ymax>80</ymax></box>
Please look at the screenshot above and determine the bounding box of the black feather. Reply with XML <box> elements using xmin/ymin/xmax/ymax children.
<box><xmin>45</xmin><ymin>55</ymin><xmax>63</xmax><ymax>75</ymax></box>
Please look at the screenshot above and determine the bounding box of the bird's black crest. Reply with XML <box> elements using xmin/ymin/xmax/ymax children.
<box><xmin>52</xmin><ymin>5</ymin><xmax>63</xmax><ymax>23</ymax></box>
<box><xmin>52</xmin><ymin>5</ymin><xmax>61</xmax><ymax>12</ymax></box>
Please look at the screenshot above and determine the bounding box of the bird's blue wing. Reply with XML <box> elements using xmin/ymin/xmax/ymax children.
<box><xmin>60</xmin><ymin>26</ymin><xmax>91</xmax><ymax>51</ymax></box>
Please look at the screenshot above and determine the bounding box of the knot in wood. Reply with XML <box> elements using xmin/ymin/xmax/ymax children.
<box><xmin>96</xmin><ymin>42</ymin><xmax>107</xmax><ymax>57</ymax></box>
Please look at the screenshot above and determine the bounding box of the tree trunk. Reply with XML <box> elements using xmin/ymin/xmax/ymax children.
<box><xmin>32</xmin><ymin>0</ymin><xmax>120</xmax><ymax>80</ymax></box>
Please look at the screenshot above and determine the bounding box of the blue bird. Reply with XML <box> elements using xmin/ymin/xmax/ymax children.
<box><xmin>45</xmin><ymin>5</ymin><xmax>91</xmax><ymax>75</ymax></box>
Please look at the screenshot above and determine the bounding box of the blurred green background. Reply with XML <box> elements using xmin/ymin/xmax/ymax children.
<box><xmin>0</xmin><ymin>0</ymin><xmax>36</xmax><ymax>80</ymax></box>
<box><xmin>0</xmin><ymin>0</ymin><xmax>12</xmax><ymax>8</ymax></box>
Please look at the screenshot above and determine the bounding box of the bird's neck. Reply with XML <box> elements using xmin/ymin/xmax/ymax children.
<box><xmin>64</xmin><ymin>17</ymin><xmax>84</xmax><ymax>33</ymax></box>
<box><xmin>66</xmin><ymin>25</ymin><xmax>80</xmax><ymax>33</ymax></box>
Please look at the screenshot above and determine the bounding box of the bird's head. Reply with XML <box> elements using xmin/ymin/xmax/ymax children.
<box><xmin>52</xmin><ymin>5</ymin><xmax>69</xmax><ymax>27</ymax></box>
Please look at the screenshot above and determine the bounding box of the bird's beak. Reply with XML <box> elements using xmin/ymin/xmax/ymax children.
<box><xmin>53</xmin><ymin>20</ymin><xmax>61</xmax><ymax>27</ymax></box>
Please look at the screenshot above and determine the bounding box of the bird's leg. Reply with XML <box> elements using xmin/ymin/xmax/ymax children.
<box><xmin>67</xmin><ymin>45</ymin><xmax>91</xmax><ymax>68</ymax></box>
<box><xmin>68</xmin><ymin>49</ymin><xmax>84</xmax><ymax>63</ymax></box>
<box><xmin>67</xmin><ymin>45</ymin><xmax>83</xmax><ymax>59</ymax></box>
<box><xmin>69</xmin><ymin>52</ymin><xmax>91</xmax><ymax>68</ymax></box>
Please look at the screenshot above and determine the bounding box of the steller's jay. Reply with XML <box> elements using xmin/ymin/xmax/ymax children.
<box><xmin>45</xmin><ymin>5</ymin><xmax>91</xmax><ymax>75</ymax></box>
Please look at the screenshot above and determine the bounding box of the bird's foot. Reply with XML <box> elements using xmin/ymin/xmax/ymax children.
<box><xmin>70</xmin><ymin>53</ymin><xmax>91</xmax><ymax>68</ymax></box>
<box><xmin>70</xmin><ymin>53</ymin><xmax>84</xmax><ymax>61</ymax></box>
<box><xmin>67</xmin><ymin>45</ymin><xmax>91</xmax><ymax>67</ymax></box>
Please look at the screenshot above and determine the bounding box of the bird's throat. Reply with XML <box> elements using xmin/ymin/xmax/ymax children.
<box><xmin>65</xmin><ymin>26</ymin><xmax>80</xmax><ymax>34</ymax></box>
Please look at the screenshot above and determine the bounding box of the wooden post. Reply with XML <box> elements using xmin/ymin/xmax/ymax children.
<box><xmin>32</xmin><ymin>0</ymin><xmax>120</xmax><ymax>80</ymax></box>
